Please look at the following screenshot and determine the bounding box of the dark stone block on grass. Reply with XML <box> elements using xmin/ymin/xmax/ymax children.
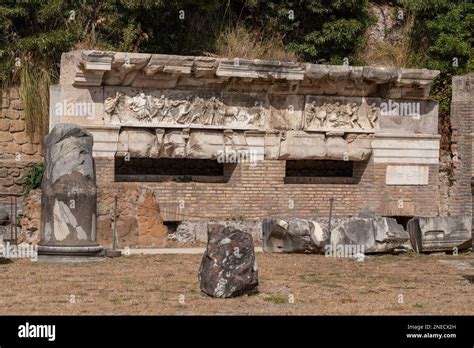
<box><xmin>199</xmin><ymin>224</ymin><xmax>258</xmax><ymax>298</ymax></box>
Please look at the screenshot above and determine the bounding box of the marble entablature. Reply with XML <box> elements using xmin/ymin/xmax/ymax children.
<box><xmin>51</xmin><ymin>50</ymin><xmax>441</xmax><ymax>162</ymax></box>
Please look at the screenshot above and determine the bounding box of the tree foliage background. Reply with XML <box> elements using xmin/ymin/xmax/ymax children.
<box><xmin>0</xmin><ymin>0</ymin><xmax>472</xmax><ymax>136</ymax></box>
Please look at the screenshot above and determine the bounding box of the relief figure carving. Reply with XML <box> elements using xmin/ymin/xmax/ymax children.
<box><xmin>104</xmin><ymin>91</ymin><xmax>265</xmax><ymax>128</ymax></box>
<box><xmin>104</xmin><ymin>91</ymin><xmax>124</xmax><ymax>121</ymax></box>
<box><xmin>305</xmin><ymin>98</ymin><xmax>379</xmax><ymax>130</ymax></box>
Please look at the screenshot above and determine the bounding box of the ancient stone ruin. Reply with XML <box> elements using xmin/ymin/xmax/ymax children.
<box><xmin>37</xmin><ymin>123</ymin><xmax>103</xmax><ymax>262</ymax></box>
<box><xmin>43</xmin><ymin>49</ymin><xmax>472</xmax><ymax>252</ymax></box>
<box><xmin>408</xmin><ymin>216</ymin><xmax>472</xmax><ymax>253</ymax></box>
<box><xmin>262</xmin><ymin>217</ymin><xmax>410</xmax><ymax>254</ymax></box>
<box><xmin>199</xmin><ymin>224</ymin><xmax>258</xmax><ymax>298</ymax></box>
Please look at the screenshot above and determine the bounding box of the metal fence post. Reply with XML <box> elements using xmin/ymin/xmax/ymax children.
<box><xmin>113</xmin><ymin>194</ymin><xmax>118</xmax><ymax>250</ymax></box>
<box><xmin>328</xmin><ymin>197</ymin><xmax>334</xmax><ymax>234</ymax></box>
<box><xmin>14</xmin><ymin>195</ymin><xmax>17</xmax><ymax>245</ymax></box>
<box><xmin>10</xmin><ymin>196</ymin><xmax>13</xmax><ymax>242</ymax></box>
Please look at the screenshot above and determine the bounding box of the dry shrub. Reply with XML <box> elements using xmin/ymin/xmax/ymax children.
<box><xmin>216</xmin><ymin>25</ymin><xmax>299</xmax><ymax>62</ymax></box>
<box><xmin>357</xmin><ymin>16</ymin><xmax>415</xmax><ymax>68</ymax></box>
<box><xmin>19</xmin><ymin>58</ymin><xmax>52</xmax><ymax>139</ymax></box>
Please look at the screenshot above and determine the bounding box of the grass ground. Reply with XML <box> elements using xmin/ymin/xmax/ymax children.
<box><xmin>0</xmin><ymin>252</ymin><xmax>473</xmax><ymax>315</ymax></box>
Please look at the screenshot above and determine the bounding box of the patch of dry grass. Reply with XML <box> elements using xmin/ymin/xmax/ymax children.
<box><xmin>356</xmin><ymin>17</ymin><xmax>415</xmax><ymax>68</ymax></box>
<box><xmin>0</xmin><ymin>253</ymin><xmax>472</xmax><ymax>315</ymax></box>
<box><xmin>215</xmin><ymin>25</ymin><xmax>299</xmax><ymax>62</ymax></box>
<box><xmin>19</xmin><ymin>59</ymin><xmax>52</xmax><ymax>139</ymax></box>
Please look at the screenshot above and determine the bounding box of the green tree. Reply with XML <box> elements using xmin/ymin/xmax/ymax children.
<box><xmin>231</xmin><ymin>0</ymin><xmax>374</xmax><ymax>64</ymax></box>
<box><xmin>397</xmin><ymin>0</ymin><xmax>473</xmax><ymax>162</ymax></box>
<box><xmin>400</xmin><ymin>0</ymin><xmax>473</xmax><ymax>74</ymax></box>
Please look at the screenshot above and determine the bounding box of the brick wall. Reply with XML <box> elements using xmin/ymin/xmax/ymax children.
<box><xmin>93</xmin><ymin>158</ymin><xmax>440</xmax><ymax>221</ymax></box>
<box><xmin>0</xmin><ymin>88</ymin><xmax>43</xmax><ymax>195</ymax></box>
<box><xmin>94</xmin><ymin>157</ymin><xmax>115</xmax><ymax>185</ymax></box>
<box><xmin>374</xmin><ymin>163</ymin><xmax>439</xmax><ymax>217</ymax></box>
<box><xmin>0</xmin><ymin>86</ymin><xmax>446</xmax><ymax>225</ymax></box>
<box><xmin>443</xmin><ymin>76</ymin><xmax>474</xmax><ymax>216</ymax></box>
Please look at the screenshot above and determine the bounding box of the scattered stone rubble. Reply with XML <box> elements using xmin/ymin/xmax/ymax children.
<box><xmin>262</xmin><ymin>215</ymin><xmax>471</xmax><ymax>255</ymax></box>
<box><xmin>168</xmin><ymin>220</ymin><xmax>261</xmax><ymax>244</ymax></box>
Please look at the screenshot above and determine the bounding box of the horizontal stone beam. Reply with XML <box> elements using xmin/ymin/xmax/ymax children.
<box><xmin>65</xmin><ymin>50</ymin><xmax>440</xmax><ymax>98</ymax></box>
<box><xmin>372</xmin><ymin>133</ymin><xmax>440</xmax><ymax>164</ymax></box>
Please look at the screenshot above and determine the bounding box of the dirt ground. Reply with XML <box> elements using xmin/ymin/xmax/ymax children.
<box><xmin>1</xmin><ymin>252</ymin><xmax>473</xmax><ymax>315</ymax></box>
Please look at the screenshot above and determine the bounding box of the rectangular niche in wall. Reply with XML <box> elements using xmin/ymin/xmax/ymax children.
<box><xmin>284</xmin><ymin>160</ymin><xmax>355</xmax><ymax>184</ymax></box>
<box><xmin>115</xmin><ymin>157</ymin><xmax>227</xmax><ymax>183</ymax></box>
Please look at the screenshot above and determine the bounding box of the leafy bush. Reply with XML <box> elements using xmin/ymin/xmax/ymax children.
<box><xmin>21</xmin><ymin>163</ymin><xmax>44</xmax><ymax>196</ymax></box>
<box><xmin>0</xmin><ymin>0</ymin><xmax>373</xmax><ymax>140</ymax></box>
<box><xmin>232</xmin><ymin>0</ymin><xmax>374</xmax><ymax>64</ymax></box>
<box><xmin>175</xmin><ymin>175</ymin><xmax>192</xmax><ymax>183</ymax></box>
<box><xmin>395</xmin><ymin>0</ymin><xmax>473</xmax><ymax>159</ymax></box>
<box><xmin>400</xmin><ymin>0</ymin><xmax>473</xmax><ymax>74</ymax></box>
<box><xmin>0</xmin><ymin>0</ymin><xmax>471</xmax><ymax>144</ymax></box>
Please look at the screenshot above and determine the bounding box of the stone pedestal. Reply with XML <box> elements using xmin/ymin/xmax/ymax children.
<box><xmin>38</xmin><ymin>124</ymin><xmax>103</xmax><ymax>263</ymax></box>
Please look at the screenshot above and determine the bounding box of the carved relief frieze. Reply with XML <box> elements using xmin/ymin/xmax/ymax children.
<box><xmin>104</xmin><ymin>89</ymin><xmax>267</xmax><ymax>129</ymax></box>
<box><xmin>304</xmin><ymin>96</ymin><xmax>380</xmax><ymax>131</ymax></box>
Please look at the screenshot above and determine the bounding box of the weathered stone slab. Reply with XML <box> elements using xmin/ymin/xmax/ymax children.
<box><xmin>372</xmin><ymin>133</ymin><xmax>440</xmax><ymax>164</ymax></box>
<box><xmin>362</xmin><ymin>66</ymin><xmax>399</xmax><ymax>83</ymax></box>
<box><xmin>224</xmin><ymin>130</ymin><xmax>249</xmax><ymax>157</ymax></box>
<box><xmin>264</xmin><ymin>131</ymin><xmax>281</xmax><ymax>159</ymax></box>
<box><xmin>386</xmin><ymin>165</ymin><xmax>429</xmax><ymax>185</ymax></box>
<box><xmin>104</xmin><ymin>52</ymin><xmax>152</xmax><ymax>86</ymax></box>
<box><xmin>244</xmin><ymin>131</ymin><xmax>265</xmax><ymax>162</ymax></box>
<box><xmin>262</xmin><ymin>219</ymin><xmax>287</xmax><ymax>252</ymax></box>
<box><xmin>143</xmin><ymin>54</ymin><xmax>194</xmax><ymax>76</ymax></box>
<box><xmin>327</xmin><ymin>65</ymin><xmax>352</xmax><ymax>80</ymax></box>
<box><xmin>372</xmin><ymin>217</ymin><xmax>410</xmax><ymax>249</ymax></box>
<box><xmin>330</xmin><ymin>218</ymin><xmax>375</xmax><ymax>250</ymax></box>
<box><xmin>117</xmin><ymin>128</ymin><xmax>161</xmax><ymax>158</ymax></box>
<box><xmin>186</xmin><ymin>130</ymin><xmax>224</xmax><ymax>159</ymax></box>
<box><xmin>198</xmin><ymin>224</ymin><xmax>258</xmax><ymax>298</ymax></box>
<box><xmin>49</xmin><ymin>85</ymin><xmax>104</xmax><ymax>131</ymax></box>
<box><xmin>330</xmin><ymin>217</ymin><xmax>408</xmax><ymax>253</ymax></box>
<box><xmin>116</xmin><ymin>127</ymin><xmax>266</xmax><ymax>160</ymax></box>
<box><xmin>162</xmin><ymin>129</ymin><xmax>188</xmax><ymax>158</ymax></box>
<box><xmin>74</xmin><ymin>50</ymin><xmax>114</xmax><ymax>86</ymax></box>
<box><xmin>262</xmin><ymin>218</ymin><xmax>329</xmax><ymax>253</ymax></box>
<box><xmin>279</xmin><ymin>131</ymin><xmax>372</xmax><ymax>161</ymax></box>
<box><xmin>279</xmin><ymin>131</ymin><xmax>326</xmax><ymax>159</ymax></box>
<box><xmin>408</xmin><ymin>216</ymin><xmax>472</xmax><ymax>252</ymax></box>
<box><xmin>379</xmin><ymin>100</ymin><xmax>438</xmax><ymax>134</ymax></box>
<box><xmin>87</xmin><ymin>125</ymin><xmax>120</xmax><ymax>158</ymax></box>
<box><xmin>267</xmin><ymin>95</ymin><xmax>304</xmax><ymax>130</ymax></box>
<box><xmin>304</xmin><ymin>63</ymin><xmax>329</xmax><ymax>80</ymax></box>
<box><xmin>326</xmin><ymin>135</ymin><xmax>348</xmax><ymax>160</ymax></box>
<box><xmin>216</xmin><ymin>59</ymin><xmax>304</xmax><ymax>80</ymax></box>
<box><xmin>169</xmin><ymin>220</ymin><xmax>262</xmax><ymax>243</ymax></box>
<box><xmin>193</xmin><ymin>57</ymin><xmax>220</xmax><ymax>78</ymax></box>
<box><xmin>347</xmin><ymin>134</ymin><xmax>373</xmax><ymax>161</ymax></box>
